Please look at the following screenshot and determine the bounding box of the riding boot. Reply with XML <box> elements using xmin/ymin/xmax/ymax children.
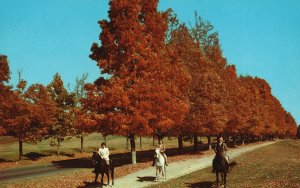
<box><xmin>212</xmin><ymin>158</ymin><xmax>216</xmax><ymax>173</ymax></box>
<box><xmin>152</xmin><ymin>157</ymin><xmax>155</xmax><ymax>166</ymax></box>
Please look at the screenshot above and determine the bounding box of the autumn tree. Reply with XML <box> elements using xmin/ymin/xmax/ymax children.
<box><xmin>167</xmin><ymin>12</ymin><xmax>230</xmax><ymax>151</ymax></box>
<box><xmin>73</xmin><ymin>73</ymin><xmax>90</xmax><ymax>153</ymax></box>
<box><xmin>47</xmin><ymin>73</ymin><xmax>77</xmax><ymax>156</ymax></box>
<box><xmin>189</xmin><ymin>14</ymin><xmax>227</xmax><ymax>149</ymax></box>
<box><xmin>167</xmin><ymin>22</ymin><xmax>207</xmax><ymax>152</ymax></box>
<box><xmin>284</xmin><ymin>112</ymin><xmax>297</xmax><ymax>138</ymax></box>
<box><xmin>223</xmin><ymin>65</ymin><xmax>246</xmax><ymax>146</ymax></box>
<box><xmin>0</xmin><ymin>56</ymin><xmax>55</xmax><ymax>160</ymax></box>
<box><xmin>88</xmin><ymin>0</ymin><xmax>189</xmax><ymax>163</ymax></box>
<box><xmin>0</xmin><ymin>65</ymin><xmax>33</xmax><ymax>160</ymax></box>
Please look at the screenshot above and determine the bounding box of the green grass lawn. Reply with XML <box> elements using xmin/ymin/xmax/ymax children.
<box><xmin>148</xmin><ymin>139</ymin><xmax>300</xmax><ymax>188</ymax></box>
<box><xmin>0</xmin><ymin>134</ymin><xmax>204</xmax><ymax>161</ymax></box>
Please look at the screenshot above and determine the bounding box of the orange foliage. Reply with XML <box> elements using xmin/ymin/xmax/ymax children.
<box><xmin>87</xmin><ymin>0</ymin><xmax>190</xmax><ymax>140</ymax></box>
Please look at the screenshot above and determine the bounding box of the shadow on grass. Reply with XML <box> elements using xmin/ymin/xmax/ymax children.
<box><xmin>52</xmin><ymin>158</ymin><xmax>94</xmax><ymax>168</ymax></box>
<box><xmin>42</xmin><ymin>150</ymin><xmax>76</xmax><ymax>158</ymax></box>
<box><xmin>0</xmin><ymin>158</ymin><xmax>13</xmax><ymax>162</ymax></box>
<box><xmin>229</xmin><ymin>160</ymin><xmax>238</xmax><ymax>170</ymax></box>
<box><xmin>186</xmin><ymin>181</ymin><xmax>215</xmax><ymax>188</ymax></box>
<box><xmin>77</xmin><ymin>181</ymin><xmax>101</xmax><ymax>188</ymax></box>
<box><xmin>23</xmin><ymin>152</ymin><xmax>51</xmax><ymax>161</ymax></box>
<box><xmin>137</xmin><ymin>176</ymin><xmax>156</xmax><ymax>182</ymax></box>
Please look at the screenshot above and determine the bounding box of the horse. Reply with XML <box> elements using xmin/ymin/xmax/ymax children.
<box><xmin>154</xmin><ymin>147</ymin><xmax>167</xmax><ymax>181</ymax></box>
<box><xmin>213</xmin><ymin>152</ymin><xmax>229</xmax><ymax>188</ymax></box>
<box><xmin>91</xmin><ymin>151</ymin><xmax>114</xmax><ymax>187</ymax></box>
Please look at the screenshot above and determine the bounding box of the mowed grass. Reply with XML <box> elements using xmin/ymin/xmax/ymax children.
<box><xmin>0</xmin><ymin>134</ymin><xmax>201</xmax><ymax>161</ymax></box>
<box><xmin>148</xmin><ymin>139</ymin><xmax>300</xmax><ymax>188</ymax></box>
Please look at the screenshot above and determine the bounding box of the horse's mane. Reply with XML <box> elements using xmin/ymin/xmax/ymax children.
<box><xmin>92</xmin><ymin>151</ymin><xmax>102</xmax><ymax>162</ymax></box>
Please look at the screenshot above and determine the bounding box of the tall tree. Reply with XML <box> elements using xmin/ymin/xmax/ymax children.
<box><xmin>1</xmin><ymin>57</ymin><xmax>54</xmax><ymax>160</ymax></box>
<box><xmin>189</xmin><ymin>14</ymin><xmax>227</xmax><ymax>149</ymax></box>
<box><xmin>89</xmin><ymin>0</ymin><xmax>189</xmax><ymax>163</ymax></box>
<box><xmin>73</xmin><ymin>73</ymin><xmax>89</xmax><ymax>153</ymax></box>
<box><xmin>47</xmin><ymin>73</ymin><xmax>76</xmax><ymax>156</ymax></box>
<box><xmin>167</xmin><ymin>23</ymin><xmax>205</xmax><ymax>151</ymax></box>
<box><xmin>24</xmin><ymin>84</ymin><xmax>56</xmax><ymax>142</ymax></box>
<box><xmin>223</xmin><ymin>65</ymin><xmax>246</xmax><ymax>146</ymax></box>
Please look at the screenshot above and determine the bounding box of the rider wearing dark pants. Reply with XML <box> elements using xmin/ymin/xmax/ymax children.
<box><xmin>212</xmin><ymin>136</ymin><xmax>229</xmax><ymax>173</ymax></box>
<box><xmin>152</xmin><ymin>143</ymin><xmax>168</xmax><ymax>166</ymax></box>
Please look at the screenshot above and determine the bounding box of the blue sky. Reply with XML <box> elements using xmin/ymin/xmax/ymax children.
<box><xmin>1</xmin><ymin>0</ymin><xmax>299</xmax><ymax>124</ymax></box>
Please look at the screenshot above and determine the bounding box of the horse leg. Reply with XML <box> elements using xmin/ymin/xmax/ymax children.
<box><xmin>156</xmin><ymin>168</ymin><xmax>158</xmax><ymax>181</ymax></box>
<box><xmin>164</xmin><ymin>166</ymin><xmax>167</xmax><ymax>181</ymax></box>
<box><xmin>221</xmin><ymin>172</ymin><xmax>223</xmax><ymax>186</ymax></box>
<box><xmin>216</xmin><ymin>172</ymin><xmax>219</xmax><ymax>188</ymax></box>
<box><xmin>101</xmin><ymin>173</ymin><xmax>104</xmax><ymax>188</ymax></box>
<box><xmin>224</xmin><ymin>172</ymin><xmax>227</xmax><ymax>188</ymax></box>
<box><xmin>94</xmin><ymin>172</ymin><xmax>98</xmax><ymax>182</ymax></box>
<box><xmin>106</xmin><ymin>172</ymin><xmax>110</xmax><ymax>186</ymax></box>
<box><xmin>111</xmin><ymin>168</ymin><xmax>114</xmax><ymax>186</ymax></box>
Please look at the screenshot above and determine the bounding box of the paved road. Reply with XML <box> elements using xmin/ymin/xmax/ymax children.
<box><xmin>113</xmin><ymin>141</ymin><xmax>276</xmax><ymax>188</ymax></box>
<box><xmin>0</xmin><ymin>163</ymin><xmax>77</xmax><ymax>184</ymax></box>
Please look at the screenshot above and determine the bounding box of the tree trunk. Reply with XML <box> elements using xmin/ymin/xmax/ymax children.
<box><xmin>129</xmin><ymin>134</ymin><xmax>136</xmax><ymax>164</ymax></box>
<box><xmin>104</xmin><ymin>136</ymin><xmax>107</xmax><ymax>145</ymax></box>
<box><xmin>207</xmin><ymin>136</ymin><xmax>212</xmax><ymax>150</ymax></box>
<box><xmin>57</xmin><ymin>139</ymin><xmax>61</xmax><ymax>156</ymax></box>
<box><xmin>80</xmin><ymin>136</ymin><xmax>84</xmax><ymax>153</ymax></box>
<box><xmin>19</xmin><ymin>140</ymin><xmax>23</xmax><ymax>161</ymax></box>
<box><xmin>193</xmin><ymin>133</ymin><xmax>198</xmax><ymax>152</ymax></box>
<box><xmin>152</xmin><ymin>136</ymin><xmax>155</xmax><ymax>146</ymax></box>
<box><xmin>233</xmin><ymin>136</ymin><xmax>237</xmax><ymax>147</ymax></box>
<box><xmin>126</xmin><ymin>137</ymin><xmax>129</xmax><ymax>150</ymax></box>
<box><xmin>178</xmin><ymin>136</ymin><xmax>183</xmax><ymax>154</ymax></box>
<box><xmin>241</xmin><ymin>134</ymin><xmax>245</xmax><ymax>145</ymax></box>
<box><xmin>225</xmin><ymin>135</ymin><xmax>229</xmax><ymax>143</ymax></box>
<box><xmin>139</xmin><ymin>136</ymin><xmax>142</xmax><ymax>150</ymax></box>
<box><xmin>158</xmin><ymin>137</ymin><xmax>163</xmax><ymax>145</ymax></box>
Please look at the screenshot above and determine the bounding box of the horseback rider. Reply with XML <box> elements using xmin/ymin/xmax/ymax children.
<box><xmin>98</xmin><ymin>142</ymin><xmax>110</xmax><ymax>166</ymax></box>
<box><xmin>212</xmin><ymin>136</ymin><xmax>229</xmax><ymax>173</ymax></box>
<box><xmin>152</xmin><ymin>142</ymin><xmax>168</xmax><ymax>166</ymax></box>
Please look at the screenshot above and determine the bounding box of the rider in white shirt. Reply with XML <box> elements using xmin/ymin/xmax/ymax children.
<box><xmin>98</xmin><ymin>142</ymin><xmax>110</xmax><ymax>165</ymax></box>
<box><xmin>152</xmin><ymin>142</ymin><xmax>168</xmax><ymax>166</ymax></box>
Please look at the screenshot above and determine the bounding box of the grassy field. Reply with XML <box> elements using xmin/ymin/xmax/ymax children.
<box><xmin>0</xmin><ymin>134</ymin><xmax>205</xmax><ymax>162</ymax></box>
<box><xmin>148</xmin><ymin>139</ymin><xmax>300</xmax><ymax>188</ymax></box>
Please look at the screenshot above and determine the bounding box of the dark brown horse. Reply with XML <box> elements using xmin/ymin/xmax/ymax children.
<box><xmin>214</xmin><ymin>152</ymin><xmax>228</xmax><ymax>188</ymax></box>
<box><xmin>92</xmin><ymin>151</ymin><xmax>114</xmax><ymax>187</ymax></box>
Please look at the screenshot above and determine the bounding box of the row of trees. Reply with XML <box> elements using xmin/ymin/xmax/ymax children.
<box><xmin>0</xmin><ymin>0</ymin><xmax>298</xmax><ymax>162</ymax></box>
<box><xmin>83</xmin><ymin>0</ymin><xmax>298</xmax><ymax>162</ymax></box>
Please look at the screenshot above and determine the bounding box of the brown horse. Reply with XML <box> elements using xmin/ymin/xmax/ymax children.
<box><xmin>213</xmin><ymin>152</ymin><xmax>228</xmax><ymax>188</ymax></box>
<box><xmin>92</xmin><ymin>151</ymin><xmax>114</xmax><ymax>187</ymax></box>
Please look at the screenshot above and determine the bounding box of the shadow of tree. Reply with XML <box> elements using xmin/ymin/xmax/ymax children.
<box><xmin>137</xmin><ymin>176</ymin><xmax>156</xmax><ymax>182</ymax></box>
<box><xmin>186</xmin><ymin>181</ymin><xmax>215</xmax><ymax>188</ymax></box>
<box><xmin>0</xmin><ymin>158</ymin><xmax>13</xmax><ymax>162</ymax></box>
<box><xmin>23</xmin><ymin>152</ymin><xmax>51</xmax><ymax>161</ymax></box>
<box><xmin>52</xmin><ymin>158</ymin><xmax>94</xmax><ymax>168</ymax></box>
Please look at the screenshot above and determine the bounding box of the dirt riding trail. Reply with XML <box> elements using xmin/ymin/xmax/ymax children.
<box><xmin>113</xmin><ymin>141</ymin><xmax>276</xmax><ymax>188</ymax></box>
